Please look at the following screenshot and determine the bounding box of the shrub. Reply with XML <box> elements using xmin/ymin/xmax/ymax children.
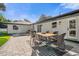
<box><xmin>0</xmin><ymin>31</ymin><xmax>8</xmax><ymax>36</ymax></box>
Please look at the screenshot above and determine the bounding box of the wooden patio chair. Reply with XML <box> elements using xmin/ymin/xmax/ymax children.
<box><xmin>49</xmin><ymin>34</ymin><xmax>59</xmax><ymax>42</ymax></box>
<box><xmin>48</xmin><ymin>33</ymin><xmax>66</xmax><ymax>51</ymax></box>
<box><xmin>30</xmin><ymin>31</ymin><xmax>42</xmax><ymax>48</ymax></box>
<box><xmin>49</xmin><ymin>33</ymin><xmax>66</xmax><ymax>42</ymax></box>
<box><xmin>56</xmin><ymin>33</ymin><xmax>66</xmax><ymax>50</ymax></box>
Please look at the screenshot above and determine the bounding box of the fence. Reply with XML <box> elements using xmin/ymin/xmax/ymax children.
<box><xmin>0</xmin><ymin>28</ymin><xmax>7</xmax><ymax>32</ymax></box>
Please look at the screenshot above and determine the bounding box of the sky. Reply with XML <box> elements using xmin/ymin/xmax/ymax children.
<box><xmin>2</xmin><ymin>3</ymin><xmax>79</xmax><ymax>23</ymax></box>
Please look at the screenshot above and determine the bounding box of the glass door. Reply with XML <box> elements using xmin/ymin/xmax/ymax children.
<box><xmin>37</xmin><ymin>25</ymin><xmax>42</xmax><ymax>32</ymax></box>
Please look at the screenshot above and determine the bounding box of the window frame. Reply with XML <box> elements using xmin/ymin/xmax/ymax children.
<box><xmin>59</xmin><ymin>21</ymin><xmax>61</xmax><ymax>25</ymax></box>
<box><xmin>37</xmin><ymin>25</ymin><xmax>42</xmax><ymax>32</ymax></box>
<box><xmin>52</xmin><ymin>22</ymin><xmax>57</xmax><ymax>28</ymax></box>
<box><xmin>69</xmin><ymin>20</ymin><xmax>76</xmax><ymax>29</ymax></box>
<box><xmin>69</xmin><ymin>30</ymin><xmax>76</xmax><ymax>37</ymax></box>
<box><xmin>0</xmin><ymin>24</ymin><xmax>7</xmax><ymax>29</ymax></box>
<box><xmin>13</xmin><ymin>25</ymin><xmax>19</xmax><ymax>30</ymax></box>
<box><xmin>53</xmin><ymin>31</ymin><xmax>58</xmax><ymax>34</ymax></box>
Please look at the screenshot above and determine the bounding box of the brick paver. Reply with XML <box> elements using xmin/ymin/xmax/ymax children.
<box><xmin>0</xmin><ymin>35</ymin><xmax>79</xmax><ymax>56</ymax></box>
<box><xmin>0</xmin><ymin>36</ymin><xmax>32</xmax><ymax>56</ymax></box>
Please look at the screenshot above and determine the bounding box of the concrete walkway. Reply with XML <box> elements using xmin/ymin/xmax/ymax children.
<box><xmin>63</xmin><ymin>40</ymin><xmax>79</xmax><ymax>56</ymax></box>
<box><xmin>0</xmin><ymin>36</ymin><xmax>32</xmax><ymax>56</ymax></box>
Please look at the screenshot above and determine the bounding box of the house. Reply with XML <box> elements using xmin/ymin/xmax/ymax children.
<box><xmin>0</xmin><ymin>20</ymin><xmax>33</xmax><ymax>34</ymax></box>
<box><xmin>34</xmin><ymin>9</ymin><xmax>79</xmax><ymax>42</ymax></box>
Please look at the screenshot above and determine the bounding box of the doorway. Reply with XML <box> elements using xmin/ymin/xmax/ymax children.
<box><xmin>37</xmin><ymin>25</ymin><xmax>42</xmax><ymax>32</ymax></box>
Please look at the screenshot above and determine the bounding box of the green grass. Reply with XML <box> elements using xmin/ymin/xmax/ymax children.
<box><xmin>0</xmin><ymin>31</ymin><xmax>8</xmax><ymax>35</ymax></box>
<box><xmin>0</xmin><ymin>32</ymin><xmax>10</xmax><ymax>46</ymax></box>
<box><xmin>0</xmin><ymin>36</ymin><xmax>10</xmax><ymax>46</ymax></box>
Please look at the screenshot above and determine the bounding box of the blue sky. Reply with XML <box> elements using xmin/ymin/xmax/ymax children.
<box><xmin>3</xmin><ymin>3</ymin><xmax>79</xmax><ymax>23</ymax></box>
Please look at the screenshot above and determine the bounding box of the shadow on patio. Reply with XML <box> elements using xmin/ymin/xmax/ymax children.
<box><xmin>31</xmin><ymin>44</ymin><xmax>73</xmax><ymax>56</ymax></box>
<box><xmin>9</xmin><ymin>33</ymin><xmax>30</xmax><ymax>37</ymax></box>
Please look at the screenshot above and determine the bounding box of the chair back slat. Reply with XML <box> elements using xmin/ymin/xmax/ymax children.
<box><xmin>56</xmin><ymin>33</ymin><xmax>66</xmax><ymax>50</ymax></box>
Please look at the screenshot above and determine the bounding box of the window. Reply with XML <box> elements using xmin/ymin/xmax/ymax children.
<box><xmin>69</xmin><ymin>20</ymin><xmax>76</xmax><ymax>29</ymax></box>
<box><xmin>13</xmin><ymin>25</ymin><xmax>18</xmax><ymax>30</ymax></box>
<box><xmin>53</xmin><ymin>31</ymin><xmax>58</xmax><ymax>34</ymax></box>
<box><xmin>37</xmin><ymin>25</ymin><xmax>42</xmax><ymax>32</ymax></box>
<box><xmin>52</xmin><ymin>22</ymin><xmax>57</xmax><ymax>28</ymax></box>
<box><xmin>69</xmin><ymin>30</ymin><xmax>76</xmax><ymax>37</ymax></box>
<box><xmin>0</xmin><ymin>24</ymin><xmax>7</xmax><ymax>28</ymax></box>
<box><xmin>59</xmin><ymin>21</ymin><xmax>61</xmax><ymax>25</ymax></box>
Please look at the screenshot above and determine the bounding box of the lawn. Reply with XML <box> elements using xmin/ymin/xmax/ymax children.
<box><xmin>0</xmin><ymin>32</ymin><xmax>10</xmax><ymax>46</ymax></box>
<box><xmin>0</xmin><ymin>36</ymin><xmax>10</xmax><ymax>46</ymax></box>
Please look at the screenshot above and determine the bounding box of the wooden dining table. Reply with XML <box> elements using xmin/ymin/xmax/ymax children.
<box><xmin>35</xmin><ymin>32</ymin><xmax>58</xmax><ymax>47</ymax></box>
<box><xmin>36</xmin><ymin>33</ymin><xmax>56</xmax><ymax>37</ymax></box>
<box><xmin>36</xmin><ymin>33</ymin><xmax>57</xmax><ymax>41</ymax></box>
<box><xmin>35</xmin><ymin>32</ymin><xmax>66</xmax><ymax>51</ymax></box>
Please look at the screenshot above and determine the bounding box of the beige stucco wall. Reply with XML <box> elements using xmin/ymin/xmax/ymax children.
<box><xmin>7</xmin><ymin>24</ymin><xmax>31</xmax><ymax>34</ymax></box>
<box><xmin>34</xmin><ymin>13</ymin><xmax>79</xmax><ymax>41</ymax></box>
<box><xmin>34</xmin><ymin>19</ymin><xmax>67</xmax><ymax>34</ymax></box>
<box><xmin>76</xmin><ymin>15</ymin><xmax>79</xmax><ymax>41</ymax></box>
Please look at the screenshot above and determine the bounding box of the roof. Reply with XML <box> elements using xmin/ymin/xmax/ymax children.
<box><xmin>36</xmin><ymin>15</ymin><xmax>52</xmax><ymax>23</ymax></box>
<box><xmin>34</xmin><ymin>9</ymin><xmax>79</xmax><ymax>24</ymax></box>
<box><xmin>13</xmin><ymin>19</ymin><xmax>31</xmax><ymax>23</ymax></box>
<box><xmin>2</xmin><ymin>22</ymin><xmax>32</xmax><ymax>25</ymax></box>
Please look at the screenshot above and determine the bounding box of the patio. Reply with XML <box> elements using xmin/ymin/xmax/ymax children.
<box><xmin>30</xmin><ymin>32</ymin><xmax>78</xmax><ymax>56</ymax></box>
<box><xmin>0</xmin><ymin>33</ymin><xmax>78</xmax><ymax>56</ymax></box>
<box><xmin>0</xmin><ymin>35</ymin><xmax>32</xmax><ymax>56</ymax></box>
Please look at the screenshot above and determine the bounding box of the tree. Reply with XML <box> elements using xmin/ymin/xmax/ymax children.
<box><xmin>5</xmin><ymin>19</ymin><xmax>11</xmax><ymax>22</ymax></box>
<box><xmin>0</xmin><ymin>3</ymin><xmax>6</xmax><ymax>22</ymax></box>
<box><xmin>0</xmin><ymin>14</ymin><xmax>6</xmax><ymax>22</ymax></box>
<box><xmin>0</xmin><ymin>3</ymin><xmax>6</xmax><ymax>11</ymax></box>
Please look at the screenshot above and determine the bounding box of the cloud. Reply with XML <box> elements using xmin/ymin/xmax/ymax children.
<box><xmin>4</xmin><ymin>8</ymin><xmax>37</xmax><ymax>22</ymax></box>
<box><xmin>4</xmin><ymin>10</ymin><xmax>17</xmax><ymax>20</ymax></box>
<box><xmin>60</xmin><ymin>3</ymin><xmax>79</xmax><ymax>10</ymax></box>
<box><xmin>4</xmin><ymin>3</ymin><xmax>33</xmax><ymax>21</ymax></box>
<box><xmin>52</xmin><ymin>3</ymin><xmax>79</xmax><ymax>16</ymax></box>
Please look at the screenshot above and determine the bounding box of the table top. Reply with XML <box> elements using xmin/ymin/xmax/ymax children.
<box><xmin>36</xmin><ymin>33</ymin><xmax>56</xmax><ymax>37</ymax></box>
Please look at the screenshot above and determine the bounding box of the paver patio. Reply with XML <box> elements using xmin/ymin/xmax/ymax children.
<box><xmin>0</xmin><ymin>36</ymin><xmax>32</xmax><ymax>56</ymax></box>
<box><xmin>0</xmin><ymin>35</ymin><xmax>79</xmax><ymax>56</ymax></box>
